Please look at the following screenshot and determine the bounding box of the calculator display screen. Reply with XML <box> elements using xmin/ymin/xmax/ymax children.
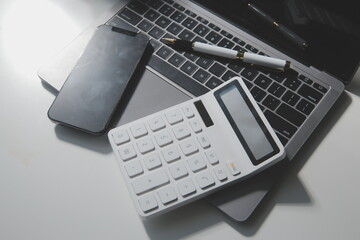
<box><xmin>214</xmin><ymin>81</ymin><xmax>279</xmax><ymax>165</ymax></box>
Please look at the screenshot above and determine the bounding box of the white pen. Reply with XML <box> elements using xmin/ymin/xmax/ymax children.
<box><xmin>162</xmin><ymin>38</ymin><xmax>290</xmax><ymax>71</ymax></box>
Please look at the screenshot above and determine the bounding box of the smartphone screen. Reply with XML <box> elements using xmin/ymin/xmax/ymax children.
<box><xmin>48</xmin><ymin>25</ymin><xmax>149</xmax><ymax>134</ymax></box>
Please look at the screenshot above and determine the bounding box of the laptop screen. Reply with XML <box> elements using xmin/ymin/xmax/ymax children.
<box><xmin>193</xmin><ymin>0</ymin><xmax>360</xmax><ymax>84</ymax></box>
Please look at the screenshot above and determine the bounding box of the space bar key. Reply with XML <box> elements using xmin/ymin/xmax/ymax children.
<box><xmin>148</xmin><ymin>55</ymin><xmax>209</xmax><ymax>97</ymax></box>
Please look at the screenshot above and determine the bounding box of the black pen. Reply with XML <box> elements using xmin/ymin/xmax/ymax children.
<box><xmin>248</xmin><ymin>3</ymin><xmax>308</xmax><ymax>49</ymax></box>
<box><xmin>163</xmin><ymin>38</ymin><xmax>290</xmax><ymax>71</ymax></box>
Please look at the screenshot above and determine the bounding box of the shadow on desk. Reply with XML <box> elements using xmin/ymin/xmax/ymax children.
<box><xmin>143</xmin><ymin>92</ymin><xmax>351</xmax><ymax>239</ymax></box>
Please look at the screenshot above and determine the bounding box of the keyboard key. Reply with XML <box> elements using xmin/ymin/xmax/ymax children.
<box><xmin>196</xmin><ymin>57</ymin><xmax>214</xmax><ymax>69</ymax></box>
<box><xmin>284</xmin><ymin>77</ymin><xmax>301</xmax><ymax>91</ymax></box>
<box><xmin>138</xmin><ymin>19</ymin><xmax>154</xmax><ymax>32</ymax></box>
<box><xmin>197</xmin><ymin>134</ymin><xmax>211</xmax><ymax>149</ymax></box>
<box><xmin>144</xmin><ymin>9</ymin><xmax>160</xmax><ymax>21</ymax></box>
<box><xmin>182</xmin><ymin>105</ymin><xmax>195</xmax><ymax>118</ymax></box>
<box><xmin>167</xmin><ymin>54</ymin><xmax>184</xmax><ymax>67</ymax></box>
<box><xmin>209</xmin><ymin>63</ymin><xmax>226</xmax><ymax>77</ymax></box>
<box><xmin>127</xmin><ymin>1</ymin><xmax>149</xmax><ymax>15</ymax></box>
<box><xmin>214</xmin><ymin>166</ymin><xmax>227</xmax><ymax>181</ymax></box>
<box><xmin>298</xmin><ymin>84</ymin><xmax>323</xmax><ymax>104</ymax></box>
<box><xmin>181</xmin><ymin>61</ymin><xmax>198</xmax><ymax>75</ymax></box>
<box><xmin>206</xmin><ymin>76</ymin><xmax>223</xmax><ymax>89</ymax></box>
<box><xmin>196</xmin><ymin>171</ymin><xmax>215</xmax><ymax>189</ymax></box>
<box><xmin>170</xmin><ymin>11</ymin><xmax>186</xmax><ymax>23</ymax></box>
<box><xmin>154</xmin><ymin>130</ymin><xmax>173</xmax><ymax>147</ymax></box>
<box><xmin>194</xmin><ymin>24</ymin><xmax>210</xmax><ymax>37</ymax></box>
<box><xmin>220</xmin><ymin>30</ymin><xmax>233</xmax><ymax>39</ymax></box>
<box><xmin>112</xmin><ymin>129</ymin><xmax>130</xmax><ymax>145</ymax></box>
<box><xmin>148</xmin><ymin>0</ymin><xmax>163</xmax><ymax>10</ymax></box>
<box><xmin>189</xmin><ymin>119</ymin><xmax>202</xmax><ymax>133</ymax></box>
<box><xmin>177</xmin><ymin>179</ymin><xmax>196</xmax><ymax>197</ymax></box>
<box><xmin>296</xmin><ymin>99</ymin><xmax>315</xmax><ymax>115</ymax></box>
<box><xmin>241</xmin><ymin>68</ymin><xmax>259</xmax><ymax>81</ymax></box>
<box><xmin>187</xmin><ymin>155</ymin><xmax>206</xmax><ymax>172</ymax></box>
<box><xmin>233</xmin><ymin>37</ymin><xmax>246</xmax><ymax>46</ymax></box>
<box><xmin>143</xmin><ymin>153</ymin><xmax>162</xmax><ymax>170</ymax></box>
<box><xmin>298</xmin><ymin>74</ymin><xmax>313</xmax><ymax>85</ymax></box>
<box><xmin>228</xmin><ymin>60</ymin><xmax>245</xmax><ymax>73</ymax></box>
<box><xmin>156</xmin><ymin>46</ymin><xmax>173</xmax><ymax>60</ymax></box>
<box><xmin>276</xmin><ymin>103</ymin><xmax>306</xmax><ymax>127</ymax></box>
<box><xmin>139</xmin><ymin>194</ymin><xmax>158</xmax><ymax>212</ymax></box>
<box><xmin>107</xmin><ymin>16</ymin><xmax>138</xmax><ymax>32</ymax></box>
<box><xmin>148</xmin><ymin>55</ymin><xmax>209</xmax><ymax>97</ymax></box>
<box><xmin>182</xmin><ymin>17</ymin><xmax>198</xmax><ymax>30</ymax></box>
<box><xmin>269</xmin><ymin>72</ymin><xmax>286</xmax><ymax>83</ymax></box>
<box><xmin>132</xmin><ymin>170</ymin><xmax>169</xmax><ymax>195</ymax></box>
<box><xmin>313</xmin><ymin>83</ymin><xmax>328</xmax><ymax>93</ymax></box>
<box><xmin>148</xmin><ymin>26</ymin><xmax>165</xmax><ymax>39</ymax></box>
<box><xmin>180</xmin><ymin>138</ymin><xmax>199</xmax><ymax>156</ymax></box>
<box><xmin>165</xmin><ymin>109</ymin><xmax>183</xmax><ymax>125</ymax></box>
<box><xmin>148</xmin><ymin>115</ymin><xmax>166</xmax><ymax>132</ymax></box>
<box><xmin>137</xmin><ymin>137</ymin><xmax>155</xmax><ymax>154</ymax></box>
<box><xmin>158</xmin><ymin>4</ymin><xmax>175</xmax><ymax>16</ymax></box>
<box><xmin>118</xmin><ymin>8</ymin><xmax>142</xmax><ymax>25</ymax></box>
<box><xmin>276</xmin><ymin>133</ymin><xmax>289</xmax><ymax>146</ymax></box>
<box><xmin>173</xmin><ymin>3</ymin><xmax>185</xmax><ymax>11</ymax></box>
<box><xmin>218</xmin><ymin>38</ymin><xmax>234</xmax><ymax>49</ymax></box>
<box><xmin>162</xmin><ymin>145</ymin><xmax>181</xmax><ymax>163</ymax></box>
<box><xmin>184</xmin><ymin>52</ymin><xmax>199</xmax><ymax>61</ymax></box>
<box><xmin>125</xmin><ymin>160</ymin><xmax>143</xmax><ymax>177</ymax></box>
<box><xmin>268</xmin><ymin>82</ymin><xmax>286</xmax><ymax>97</ymax></box>
<box><xmin>179</xmin><ymin>29</ymin><xmax>195</xmax><ymax>41</ymax></box>
<box><xmin>155</xmin><ymin>16</ymin><xmax>171</xmax><ymax>28</ymax></box>
<box><xmin>118</xmin><ymin>144</ymin><xmax>137</xmax><ymax>161</ymax></box>
<box><xmin>167</xmin><ymin>22</ymin><xmax>183</xmax><ymax>35</ymax></box>
<box><xmin>172</xmin><ymin>123</ymin><xmax>191</xmax><ymax>140</ymax></box>
<box><xmin>208</xmin><ymin>23</ymin><xmax>220</xmax><ymax>31</ymax></box>
<box><xmin>245</xmin><ymin>44</ymin><xmax>258</xmax><ymax>53</ymax></box>
<box><xmin>130</xmin><ymin>123</ymin><xmax>148</xmax><ymax>138</ymax></box>
<box><xmin>169</xmin><ymin>162</ymin><xmax>188</xmax><ymax>180</ymax></box>
<box><xmin>194</xmin><ymin>69</ymin><xmax>211</xmax><ymax>83</ymax></box>
<box><xmin>226</xmin><ymin>161</ymin><xmax>241</xmax><ymax>176</ymax></box>
<box><xmin>205</xmin><ymin>31</ymin><xmax>222</xmax><ymax>44</ymax></box>
<box><xmin>205</xmin><ymin>150</ymin><xmax>219</xmax><ymax>165</ymax></box>
<box><xmin>158</xmin><ymin>186</ymin><xmax>177</xmax><ymax>204</ymax></box>
<box><xmin>282</xmin><ymin>90</ymin><xmax>300</xmax><ymax>106</ymax></box>
<box><xmin>262</xmin><ymin>95</ymin><xmax>280</xmax><ymax>111</ymax></box>
<box><xmin>221</xmin><ymin>70</ymin><xmax>237</xmax><ymax>81</ymax></box>
<box><xmin>254</xmin><ymin>74</ymin><xmax>272</xmax><ymax>89</ymax></box>
<box><xmin>184</xmin><ymin>9</ymin><xmax>196</xmax><ymax>18</ymax></box>
<box><xmin>250</xmin><ymin>86</ymin><xmax>266</xmax><ymax>102</ymax></box>
<box><xmin>264</xmin><ymin>110</ymin><xmax>297</xmax><ymax>139</ymax></box>
<box><xmin>196</xmin><ymin>16</ymin><xmax>209</xmax><ymax>25</ymax></box>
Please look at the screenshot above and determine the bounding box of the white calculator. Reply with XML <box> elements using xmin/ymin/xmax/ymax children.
<box><xmin>108</xmin><ymin>77</ymin><xmax>286</xmax><ymax>218</ymax></box>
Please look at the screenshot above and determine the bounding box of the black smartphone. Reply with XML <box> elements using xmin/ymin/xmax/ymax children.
<box><xmin>48</xmin><ymin>25</ymin><xmax>149</xmax><ymax>135</ymax></box>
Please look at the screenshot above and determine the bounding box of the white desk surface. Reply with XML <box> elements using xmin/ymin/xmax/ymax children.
<box><xmin>1</xmin><ymin>0</ymin><xmax>360</xmax><ymax>239</ymax></box>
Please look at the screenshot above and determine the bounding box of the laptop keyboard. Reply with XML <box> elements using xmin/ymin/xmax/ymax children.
<box><xmin>106</xmin><ymin>0</ymin><xmax>328</xmax><ymax>146</ymax></box>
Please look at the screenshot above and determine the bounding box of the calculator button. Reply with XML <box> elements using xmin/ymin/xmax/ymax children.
<box><xmin>137</xmin><ymin>137</ymin><xmax>155</xmax><ymax>154</ymax></box>
<box><xmin>143</xmin><ymin>153</ymin><xmax>162</xmax><ymax>170</ymax></box>
<box><xmin>187</xmin><ymin>155</ymin><xmax>206</xmax><ymax>172</ymax></box>
<box><xmin>158</xmin><ymin>186</ymin><xmax>178</xmax><ymax>204</ymax></box>
<box><xmin>205</xmin><ymin>150</ymin><xmax>219</xmax><ymax>165</ymax></box>
<box><xmin>172</xmin><ymin>123</ymin><xmax>191</xmax><ymax>140</ymax></box>
<box><xmin>226</xmin><ymin>161</ymin><xmax>241</xmax><ymax>176</ymax></box>
<box><xmin>165</xmin><ymin>109</ymin><xmax>183</xmax><ymax>125</ymax></box>
<box><xmin>213</xmin><ymin>166</ymin><xmax>227</xmax><ymax>181</ymax></box>
<box><xmin>196</xmin><ymin>171</ymin><xmax>215</xmax><ymax>189</ymax></box>
<box><xmin>125</xmin><ymin>160</ymin><xmax>143</xmax><ymax>178</ymax></box>
<box><xmin>132</xmin><ymin>170</ymin><xmax>170</xmax><ymax>195</ymax></box>
<box><xmin>197</xmin><ymin>134</ymin><xmax>211</xmax><ymax>149</ymax></box>
<box><xmin>118</xmin><ymin>144</ymin><xmax>137</xmax><ymax>161</ymax></box>
<box><xmin>189</xmin><ymin>119</ymin><xmax>202</xmax><ymax>133</ymax></box>
<box><xmin>182</xmin><ymin>105</ymin><xmax>194</xmax><ymax>118</ymax></box>
<box><xmin>139</xmin><ymin>194</ymin><xmax>158</xmax><ymax>213</ymax></box>
<box><xmin>169</xmin><ymin>162</ymin><xmax>188</xmax><ymax>180</ymax></box>
<box><xmin>148</xmin><ymin>115</ymin><xmax>166</xmax><ymax>132</ymax></box>
<box><xmin>180</xmin><ymin>139</ymin><xmax>199</xmax><ymax>156</ymax></box>
<box><xmin>177</xmin><ymin>179</ymin><xmax>196</xmax><ymax>197</ymax></box>
<box><xmin>130</xmin><ymin>123</ymin><xmax>148</xmax><ymax>138</ymax></box>
<box><xmin>162</xmin><ymin>145</ymin><xmax>181</xmax><ymax>163</ymax></box>
<box><xmin>154</xmin><ymin>130</ymin><xmax>173</xmax><ymax>147</ymax></box>
<box><xmin>112</xmin><ymin>129</ymin><xmax>130</xmax><ymax>145</ymax></box>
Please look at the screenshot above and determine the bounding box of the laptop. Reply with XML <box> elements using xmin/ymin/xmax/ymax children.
<box><xmin>38</xmin><ymin>0</ymin><xmax>359</xmax><ymax>221</ymax></box>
